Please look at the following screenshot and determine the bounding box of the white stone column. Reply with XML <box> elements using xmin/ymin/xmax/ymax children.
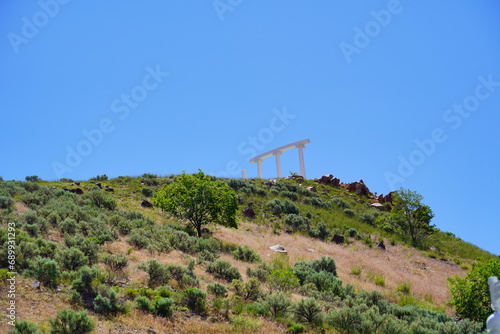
<box><xmin>241</xmin><ymin>169</ymin><xmax>247</xmax><ymax>179</ymax></box>
<box><xmin>297</xmin><ymin>144</ymin><xmax>306</xmax><ymax>178</ymax></box>
<box><xmin>274</xmin><ymin>151</ymin><xmax>283</xmax><ymax>178</ymax></box>
<box><xmin>256</xmin><ymin>159</ymin><xmax>263</xmax><ymax>179</ymax></box>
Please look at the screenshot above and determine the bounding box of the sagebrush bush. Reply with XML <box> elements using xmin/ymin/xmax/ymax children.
<box><xmin>292</xmin><ymin>298</ymin><xmax>323</xmax><ymax>325</ymax></box>
<box><xmin>232</xmin><ymin>245</ymin><xmax>260</xmax><ymax>263</ymax></box>
<box><xmin>93</xmin><ymin>286</ymin><xmax>124</xmax><ymax>315</ymax></box>
<box><xmin>49</xmin><ymin>309</ymin><xmax>94</xmax><ymax>334</ymax></box>
<box><xmin>102</xmin><ymin>253</ymin><xmax>129</xmax><ymax>274</ymax></box>
<box><xmin>331</xmin><ymin>196</ymin><xmax>350</xmax><ymax>209</ymax></box>
<box><xmin>206</xmin><ymin>260</ymin><xmax>241</xmax><ymax>282</ymax></box>
<box><xmin>0</xmin><ymin>195</ymin><xmax>14</xmax><ymax>209</ymax></box>
<box><xmin>26</xmin><ymin>257</ymin><xmax>60</xmax><ymax>289</ymax></box>
<box><xmin>155</xmin><ymin>297</ymin><xmax>174</xmax><ymax>317</ymax></box>
<box><xmin>303</xmin><ymin>197</ymin><xmax>332</xmax><ymax>209</ymax></box>
<box><xmin>308</xmin><ymin>222</ymin><xmax>329</xmax><ymax>240</ymax></box>
<box><xmin>284</xmin><ymin>214</ymin><xmax>310</xmax><ymax>232</ymax></box>
<box><xmin>57</xmin><ymin>247</ymin><xmax>89</xmax><ymax>271</ymax></box>
<box><xmin>183</xmin><ymin>288</ymin><xmax>206</xmax><ymax>314</ymax></box>
<box><xmin>264</xmin><ymin>292</ymin><xmax>291</xmax><ymax>318</ymax></box>
<box><xmin>280</xmin><ymin>190</ymin><xmax>299</xmax><ymax>201</ymax></box>
<box><xmin>343</xmin><ymin>208</ymin><xmax>355</xmax><ymax>217</ymax></box>
<box><xmin>138</xmin><ymin>260</ymin><xmax>170</xmax><ymax>287</ymax></box>
<box><xmin>141</xmin><ymin>187</ymin><xmax>153</xmax><ymax>197</ymax></box>
<box><xmin>9</xmin><ymin>320</ymin><xmax>43</xmax><ymax>334</ymax></box>
<box><xmin>207</xmin><ymin>282</ymin><xmax>228</xmax><ymax>297</ymax></box>
<box><xmin>135</xmin><ymin>296</ymin><xmax>154</xmax><ymax>313</ymax></box>
<box><xmin>231</xmin><ymin>278</ymin><xmax>262</xmax><ymax>301</ymax></box>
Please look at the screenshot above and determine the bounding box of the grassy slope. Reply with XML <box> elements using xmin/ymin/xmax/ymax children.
<box><xmin>0</xmin><ymin>175</ymin><xmax>495</xmax><ymax>333</ymax></box>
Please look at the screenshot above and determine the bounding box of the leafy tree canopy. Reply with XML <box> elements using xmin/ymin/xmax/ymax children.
<box><xmin>153</xmin><ymin>170</ymin><xmax>238</xmax><ymax>237</ymax></box>
<box><xmin>390</xmin><ymin>188</ymin><xmax>435</xmax><ymax>247</ymax></box>
<box><xmin>449</xmin><ymin>258</ymin><xmax>500</xmax><ymax>322</ymax></box>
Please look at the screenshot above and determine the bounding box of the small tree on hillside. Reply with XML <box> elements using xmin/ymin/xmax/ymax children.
<box><xmin>449</xmin><ymin>258</ymin><xmax>500</xmax><ymax>322</ymax></box>
<box><xmin>153</xmin><ymin>170</ymin><xmax>238</xmax><ymax>237</ymax></box>
<box><xmin>390</xmin><ymin>188</ymin><xmax>435</xmax><ymax>247</ymax></box>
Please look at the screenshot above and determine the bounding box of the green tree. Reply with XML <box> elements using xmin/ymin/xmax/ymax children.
<box><xmin>449</xmin><ymin>258</ymin><xmax>500</xmax><ymax>322</ymax></box>
<box><xmin>153</xmin><ymin>171</ymin><xmax>238</xmax><ymax>237</ymax></box>
<box><xmin>390</xmin><ymin>188</ymin><xmax>435</xmax><ymax>246</ymax></box>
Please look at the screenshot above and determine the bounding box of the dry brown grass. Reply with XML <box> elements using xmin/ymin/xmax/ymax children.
<box><xmin>213</xmin><ymin>222</ymin><xmax>465</xmax><ymax>308</ymax></box>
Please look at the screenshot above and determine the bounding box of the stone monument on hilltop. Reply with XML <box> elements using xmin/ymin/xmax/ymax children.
<box><xmin>249</xmin><ymin>139</ymin><xmax>310</xmax><ymax>179</ymax></box>
<box><xmin>487</xmin><ymin>277</ymin><xmax>500</xmax><ymax>333</ymax></box>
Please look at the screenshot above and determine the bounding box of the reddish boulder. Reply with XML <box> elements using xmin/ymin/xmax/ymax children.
<box><xmin>343</xmin><ymin>180</ymin><xmax>371</xmax><ymax>197</ymax></box>
<box><xmin>332</xmin><ymin>235</ymin><xmax>345</xmax><ymax>244</ymax></box>
<box><xmin>242</xmin><ymin>207</ymin><xmax>256</xmax><ymax>219</ymax></box>
<box><xmin>141</xmin><ymin>200</ymin><xmax>153</xmax><ymax>208</ymax></box>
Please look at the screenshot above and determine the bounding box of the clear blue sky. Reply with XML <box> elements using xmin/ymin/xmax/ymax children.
<box><xmin>1</xmin><ymin>1</ymin><xmax>499</xmax><ymax>255</ymax></box>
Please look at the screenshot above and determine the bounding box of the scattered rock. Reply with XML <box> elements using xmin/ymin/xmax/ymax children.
<box><xmin>104</xmin><ymin>187</ymin><xmax>114</xmax><ymax>193</ymax></box>
<box><xmin>64</xmin><ymin>187</ymin><xmax>84</xmax><ymax>195</ymax></box>
<box><xmin>306</xmin><ymin>186</ymin><xmax>317</xmax><ymax>193</ymax></box>
<box><xmin>307</xmin><ymin>248</ymin><xmax>316</xmax><ymax>252</ymax></box>
<box><xmin>75</xmin><ymin>182</ymin><xmax>80</xmax><ymax>186</ymax></box>
<box><xmin>95</xmin><ymin>182</ymin><xmax>102</xmax><ymax>189</ymax></box>
<box><xmin>316</xmin><ymin>174</ymin><xmax>340</xmax><ymax>187</ymax></box>
<box><xmin>263</xmin><ymin>179</ymin><xmax>278</xmax><ymax>186</ymax></box>
<box><xmin>332</xmin><ymin>235</ymin><xmax>345</xmax><ymax>244</ymax></box>
<box><xmin>377</xmin><ymin>241</ymin><xmax>386</xmax><ymax>251</ymax></box>
<box><xmin>30</xmin><ymin>281</ymin><xmax>40</xmax><ymax>289</ymax></box>
<box><xmin>370</xmin><ymin>203</ymin><xmax>385</xmax><ymax>210</ymax></box>
<box><xmin>342</xmin><ymin>180</ymin><xmax>371</xmax><ymax>196</ymax></box>
<box><xmin>270</xmin><ymin>245</ymin><xmax>287</xmax><ymax>253</ymax></box>
<box><xmin>377</xmin><ymin>191</ymin><xmax>395</xmax><ymax>204</ymax></box>
<box><xmin>141</xmin><ymin>200</ymin><xmax>153</xmax><ymax>208</ymax></box>
<box><xmin>242</xmin><ymin>207</ymin><xmax>256</xmax><ymax>219</ymax></box>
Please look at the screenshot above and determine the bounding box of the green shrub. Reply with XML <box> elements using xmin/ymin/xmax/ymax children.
<box><xmin>102</xmin><ymin>253</ymin><xmax>129</xmax><ymax>274</ymax></box>
<box><xmin>396</xmin><ymin>282</ymin><xmax>412</xmax><ymax>295</ymax></box>
<box><xmin>286</xmin><ymin>323</ymin><xmax>306</xmax><ymax>334</ymax></box>
<box><xmin>59</xmin><ymin>218</ymin><xmax>77</xmax><ymax>235</ymax></box>
<box><xmin>141</xmin><ymin>188</ymin><xmax>153</xmax><ymax>197</ymax></box>
<box><xmin>280</xmin><ymin>190</ymin><xmax>299</xmax><ymax>201</ymax></box>
<box><xmin>331</xmin><ymin>196</ymin><xmax>350</xmax><ymax>209</ymax></box>
<box><xmin>135</xmin><ymin>296</ymin><xmax>154</xmax><ymax>313</ymax></box>
<box><xmin>49</xmin><ymin>309</ymin><xmax>95</xmax><ymax>334</ymax></box>
<box><xmin>284</xmin><ymin>214</ymin><xmax>310</xmax><ymax>232</ymax></box>
<box><xmin>206</xmin><ymin>260</ymin><xmax>241</xmax><ymax>282</ymax></box>
<box><xmin>26</xmin><ymin>257</ymin><xmax>60</xmax><ymax>289</ymax></box>
<box><xmin>267</xmin><ymin>268</ymin><xmax>300</xmax><ymax>293</ymax></box>
<box><xmin>312</xmin><ymin>256</ymin><xmax>337</xmax><ymax>276</ymax></box>
<box><xmin>231</xmin><ymin>278</ymin><xmax>262</xmax><ymax>301</ymax></box>
<box><xmin>25</xmin><ymin>175</ymin><xmax>42</xmax><ymax>182</ymax></box>
<box><xmin>0</xmin><ymin>195</ymin><xmax>14</xmax><ymax>209</ymax></box>
<box><xmin>138</xmin><ymin>260</ymin><xmax>170</xmax><ymax>288</ymax></box>
<box><xmin>127</xmin><ymin>229</ymin><xmax>151</xmax><ymax>249</ymax></box>
<box><xmin>198</xmin><ymin>249</ymin><xmax>219</xmax><ymax>262</ymax></box>
<box><xmin>183</xmin><ymin>288</ymin><xmax>206</xmax><ymax>314</ymax></box>
<box><xmin>246</xmin><ymin>263</ymin><xmax>271</xmax><ymax>282</ymax></box>
<box><xmin>344</xmin><ymin>208</ymin><xmax>355</xmax><ymax>217</ymax></box>
<box><xmin>308</xmin><ymin>222</ymin><xmax>329</xmax><ymax>240</ymax></box>
<box><xmin>57</xmin><ymin>247</ymin><xmax>89</xmax><ymax>271</ymax></box>
<box><xmin>155</xmin><ymin>297</ymin><xmax>174</xmax><ymax>317</ymax></box>
<box><xmin>8</xmin><ymin>320</ymin><xmax>43</xmax><ymax>334</ymax></box>
<box><xmin>207</xmin><ymin>282</ymin><xmax>228</xmax><ymax>297</ymax></box>
<box><xmin>264</xmin><ymin>292</ymin><xmax>291</xmax><ymax>318</ymax></box>
<box><xmin>347</xmin><ymin>228</ymin><xmax>357</xmax><ymax>238</ymax></box>
<box><xmin>292</xmin><ymin>298</ymin><xmax>323</xmax><ymax>325</ymax></box>
<box><xmin>83</xmin><ymin>190</ymin><xmax>116</xmax><ymax>210</ymax></box>
<box><xmin>93</xmin><ymin>287</ymin><xmax>124</xmax><ymax>315</ymax></box>
<box><xmin>232</xmin><ymin>245</ymin><xmax>260</xmax><ymax>263</ymax></box>
<box><xmin>350</xmin><ymin>266</ymin><xmax>362</xmax><ymax>276</ymax></box>
<box><xmin>303</xmin><ymin>197</ymin><xmax>332</xmax><ymax>209</ymax></box>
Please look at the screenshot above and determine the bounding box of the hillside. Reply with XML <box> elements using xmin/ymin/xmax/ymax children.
<box><xmin>0</xmin><ymin>173</ymin><xmax>495</xmax><ymax>333</ymax></box>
